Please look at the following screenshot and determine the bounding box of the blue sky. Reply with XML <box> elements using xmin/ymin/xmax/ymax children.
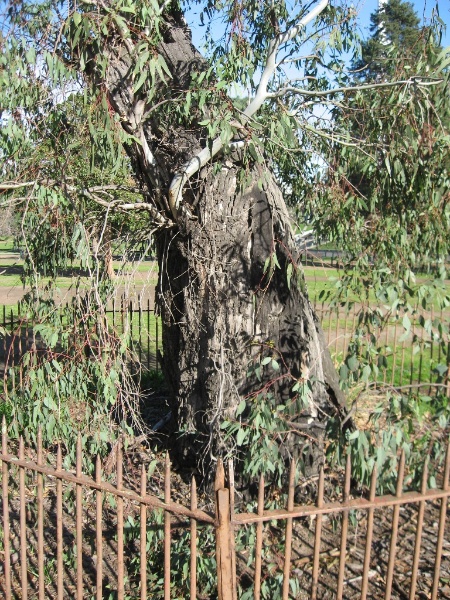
<box><xmin>187</xmin><ymin>0</ymin><xmax>450</xmax><ymax>50</ymax></box>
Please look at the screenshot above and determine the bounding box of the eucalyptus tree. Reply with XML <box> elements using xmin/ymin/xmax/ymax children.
<box><xmin>1</xmin><ymin>0</ymin><xmax>447</xmax><ymax>470</ymax></box>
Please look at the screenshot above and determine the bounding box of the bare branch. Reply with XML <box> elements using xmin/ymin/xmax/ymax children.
<box><xmin>267</xmin><ymin>77</ymin><xmax>444</xmax><ymax>100</ymax></box>
<box><xmin>0</xmin><ymin>181</ymin><xmax>37</xmax><ymax>190</ymax></box>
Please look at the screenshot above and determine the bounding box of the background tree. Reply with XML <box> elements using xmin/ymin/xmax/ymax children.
<box><xmin>301</xmin><ymin>1</ymin><xmax>450</xmax><ymax>391</ymax></box>
<box><xmin>354</xmin><ymin>0</ymin><xmax>424</xmax><ymax>79</ymax></box>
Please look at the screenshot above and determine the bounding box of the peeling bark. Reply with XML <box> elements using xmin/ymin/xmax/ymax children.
<box><xmin>157</xmin><ymin>164</ymin><xmax>344</xmax><ymax>470</ymax></box>
<box><xmin>89</xmin><ymin>14</ymin><xmax>346</xmax><ymax>473</ymax></box>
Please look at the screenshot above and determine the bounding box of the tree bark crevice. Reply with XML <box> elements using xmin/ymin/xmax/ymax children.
<box><xmin>91</xmin><ymin>16</ymin><xmax>346</xmax><ymax>474</ymax></box>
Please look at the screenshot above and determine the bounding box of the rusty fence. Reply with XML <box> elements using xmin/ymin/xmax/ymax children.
<box><xmin>1</xmin><ymin>422</ymin><xmax>450</xmax><ymax>599</ymax></box>
<box><xmin>0</xmin><ymin>295</ymin><xmax>161</xmax><ymax>395</ymax></box>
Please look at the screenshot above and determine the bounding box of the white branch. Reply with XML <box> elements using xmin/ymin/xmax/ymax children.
<box><xmin>168</xmin><ymin>1</ymin><xmax>329</xmax><ymax>220</ymax></box>
<box><xmin>267</xmin><ymin>77</ymin><xmax>444</xmax><ymax>99</ymax></box>
<box><xmin>0</xmin><ymin>181</ymin><xmax>37</xmax><ymax>190</ymax></box>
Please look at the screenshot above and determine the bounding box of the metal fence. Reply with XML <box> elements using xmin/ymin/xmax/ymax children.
<box><xmin>315</xmin><ymin>302</ymin><xmax>450</xmax><ymax>389</ymax></box>
<box><xmin>0</xmin><ymin>296</ymin><xmax>161</xmax><ymax>392</ymax></box>
<box><xmin>1</xmin><ymin>299</ymin><xmax>449</xmax><ymax>392</ymax></box>
<box><xmin>1</xmin><ymin>421</ymin><xmax>449</xmax><ymax>599</ymax></box>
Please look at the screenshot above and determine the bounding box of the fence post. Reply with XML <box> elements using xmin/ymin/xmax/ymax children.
<box><xmin>215</xmin><ymin>460</ymin><xmax>234</xmax><ymax>600</ymax></box>
<box><xmin>446</xmin><ymin>341</ymin><xmax>450</xmax><ymax>399</ymax></box>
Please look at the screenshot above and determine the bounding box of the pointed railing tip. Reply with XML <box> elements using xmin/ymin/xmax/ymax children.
<box><xmin>215</xmin><ymin>458</ymin><xmax>225</xmax><ymax>491</ymax></box>
<box><xmin>76</xmin><ymin>432</ymin><xmax>82</xmax><ymax>476</ymax></box>
<box><xmin>141</xmin><ymin>463</ymin><xmax>147</xmax><ymax>496</ymax></box>
<box><xmin>56</xmin><ymin>443</ymin><xmax>62</xmax><ymax>470</ymax></box>
<box><xmin>2</xmin><ymin>415</ymin><xmax>8</xmax><ymax>454</ymax></box>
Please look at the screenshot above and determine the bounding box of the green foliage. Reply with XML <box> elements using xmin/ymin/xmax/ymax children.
<box><xmin>3</xmin><ymin>282</ymin><xmax>143</xmax><ymax>469</ymax></box>
<box><xmin>353</xmin><ymin>0</ymin><xmax>425</xmax><ymax>79</ymax></box>
<box><xmin>221</xmin><ymin>355</ymin><xmax>316</xmax><ymax>485</ymax></box>
<box><xmin>1</xmin><ymin>0</ymin><xmax>449</xmax><ymax>503</ymax></box>
<box><xmin>328</xmin><ymin>391</ymin><xmax>450</xmax><ymax>494</ymax></box>
<box><xmin>122</xmin><ymin>511</ymin><xmax>217</xmax><ymax>598</ymax></box>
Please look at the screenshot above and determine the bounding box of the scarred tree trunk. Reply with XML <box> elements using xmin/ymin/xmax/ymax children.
<box><xmin>90</xmin><ymin>11</ymin><xmax>346</xmax><ymax>472</ymax></box>
<box><xmin>156</xmin><ymin>166</ymin><xmax>344</xmax><ymax>469</ymax></box>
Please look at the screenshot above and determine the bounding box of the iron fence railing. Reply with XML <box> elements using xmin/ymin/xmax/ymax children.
<box><xmin>1</xmin><ymin>420</ymin><xmax>449</xmax><ymax>599</ymax></box>
<box><xmin>0</xmin><ymin>298</ymin><xmax>449</xmax><ymax>393</ymax></box>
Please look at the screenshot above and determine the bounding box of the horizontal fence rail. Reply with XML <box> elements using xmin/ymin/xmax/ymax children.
<box><xmin>1</xmin><ymin>421</ymin><xmax>449</xmax><ymax>599</ymax></box>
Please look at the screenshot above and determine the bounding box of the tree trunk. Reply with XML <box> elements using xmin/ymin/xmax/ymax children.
<box><xmin>89</xmin><ymin>12</ymin><xmax>346</xmax><ymax>473</ymax></box>
<box><xmin>156</xmin><ymin>164</ymin><xmax>344</xmax><ymax>470</ymax></box>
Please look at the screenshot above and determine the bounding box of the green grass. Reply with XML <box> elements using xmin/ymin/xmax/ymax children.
<box><xmin>0</xmin><ymin>238</ymin><xmax>18</xmax><ymax>252</ymax></box>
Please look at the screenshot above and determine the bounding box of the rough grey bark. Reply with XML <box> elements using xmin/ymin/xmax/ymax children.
<box><xmin>89</xmin><ymin>11</ymin><xmax>346</xmax><ymax>472</ymax></box>
<box><xmin>156</xmin><ymin>165</ymin><xmax>345</xmax><ymax>470</ymax></box>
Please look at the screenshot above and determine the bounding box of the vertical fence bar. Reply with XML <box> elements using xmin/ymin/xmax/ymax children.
<box><xmin>343</xmin><ymin>304</ymin><xmax>350</xmax><ymax>358</ymax></box>
<box><xmin>129</xmin><ymin>301</ymin><xmax>134</xmax><ymax>353</ymax></box>
<box><xmin>334</xmin><ymin>306</ymin><xmax>339</xmax><ymax>357</ymax></box>
<box><xmin>156</xmin><ymin>313</ymin><xmax>159</xmax><ymax>374</ymax></box>
<box><xmin>18</xmin><ymin>316</ymin><xmax>22</xmax><ymax>388</ymax></box>
<box><xmin>447</xmin><ymin>341</ymin><xmax>450</xmax><ymax>399</ymax></box>
<box><xmin>410</xmin><ymin>314</ymin><xmax>416</xmax><ymax>385</ymax></box>
<box><xmin>56</xmin><ymin>445</ymin><xmax>63</xmax><ymax>600</ymax></box>
<box><xmin>96</xmin><ymin>455</ymin><xmax>103</xmax><ymax>600</ymax></box>
<box><xmin>190</xmin><ymin>476</ymin><xmax>197</xmax><ymax>600</ymax></box>
<box><xmin>361</xmin><ymin>465</ymin><xmax>378</xmax><ymax>600</ymax></box>
<box><xmin>140</xmin><ymin>464</ymin><xmax>147</xmax><ymax>600</ymax></box>
<box><xmin>437</xmin><ymin>308</ymin><xmax>443</xmax><ymax>368</ymax></box>
<box><xmin>352</xmin><ymin>304</ymin><xmax>357</xmax><ymax>347</ymax></box>
<box><xmin>121</xmin><ymin>294</ymin><xmax>125</xmax><ymax>336</ymax></box>
<box><xmin>164</xmin><ymin>453</ymin><xmax>171</xmax><ymax>600</ymax></box>
<box><xmin>117</xmin><ymin>439</ymin><xmax>124</xmax><ymax>600</ymax></box>
<box><xmin>430</xmin><ymin>306</ymin><xmax>434</xmax><ymax>387</ymax></box>
<box><xmin>138</xmin><ymin>295</ymin><xmax>142</xmax><ymax>364</ymax></box>
<box><xmin>215</xmin><ymin>460</ymin><xmax>233</xmax><ymax>600</ymax></box>
<box><xmin>336</xmin><ymin>453</ymin><xmax>351</xmax><ymax>600</ymax></box>
<box><xmin>10</xmin><ymin>308</ymin><xmax>14</xmax><ymax>373</ymax></box>
<box><xmin>2</xmin><ymin>417</ymin><xmax>11</xmax><ymax>600</ymax></box>
<box><xmin>311</xmin><ymin>467</ymin><xmax>324</xmax><ymax>600</ymax></box>
<box><xmin>391</xmin><ymin>314</ymin><xmax>398</xmax><ymax>386</ymax></box>
<box><xmin>384</xmin><ymin>451</ymin><xmax>405</xmax><ymax>600</ymax></box>
<box><xmin>418</xmin><ymin>338</ymin><xmax>424</xmax><ymax>385</ymax></box>
<box><xmin>326</xmin><ymin>303</ymin><xmax>331</xmax><ymax>347</ymax></box>
<box><xmin>19</xmin><ymin>437</ymin><xmax>28</xmax><ymax>600</ymax></box>
<box><xmin>409</xmin><ymin>459</ymin><xmax>428</xmax><ymax>600</ymax></box>
<box><xmin>282</xmin><ymin>461</ymin><xmax>295</xmax><ymax>600</ymax></box>
<box><xmin>254</xmin><ymin>474</ymin><xmax>265</xmax><ymax>600</ymax></box>
<box><xmin>76</xmin><ymin>434</ymin><xmax>83</xmax><ymax>600</ymax></box>
<box><xmin>383</xmin><ymin>313</ymin><xmax>389</xmax><ymax>385</ymax></box>
<box><xmin>431</xmin><ymin>442</ymin><xmax>450</xmax><ymax>600</ymax></box>
<box><xmin>228</xmin><ymin>461</ymin><xmax>237</xmax><ymax>600</ymax></box>
<box><xmin>37</xmin><ymin>428</ymin><xmax>45</xmax><ymax>600</ymax></box>
<box><xmin>25</xmin><ymin>310</ymin><xmax>29</xmax><ymax>355</ymax></box>
<box><xmin>3</xmin><ymin>308</ymin><xmax>8</xmax><ymax>397</ymax></box>
<box><xmin>400</xmin><ymin>335</ymin><xmax>406</xmax><ymax>387</ymax></box>
<box><xmin>147</xmin><ymin>299</ymin><xmax>150</xmax><ymax>371</ymax></box>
